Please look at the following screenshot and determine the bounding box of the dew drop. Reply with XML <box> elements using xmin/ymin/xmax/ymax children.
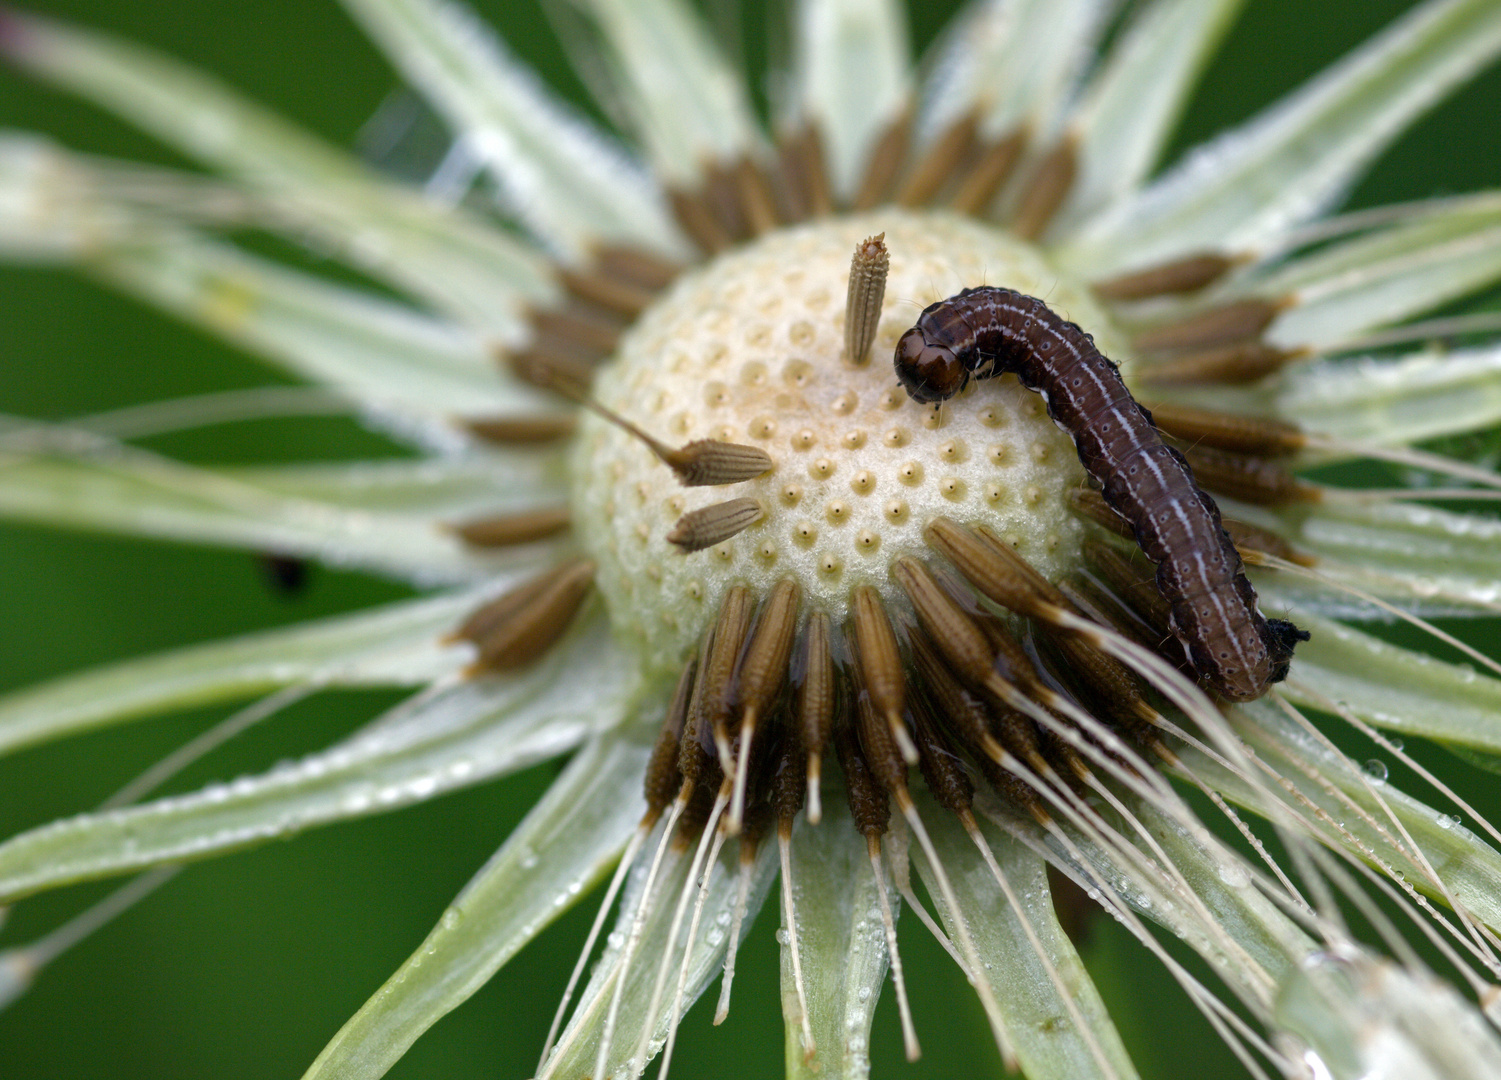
<box><xmin>408</xmin><ymin>775</ymin><xmax>438</xmax><ymax>799</ymax></box>
<box><xmin>1217</xmin><ymin>862</ymin><xmax>1250</xmax><ymax>888</ymax></box>
<box><xmin>1361</xmin><ymin>759</ymin><xmax>1388</xmax><ymax>784</ymax></box>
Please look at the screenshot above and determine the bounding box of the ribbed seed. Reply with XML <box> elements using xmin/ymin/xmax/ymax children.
<box><xmin>1179</xmin><ymin>445</ymin><xmax>1319</xmax><ymax>505</ymax></box>
<box><xmin>850</xmin><ymin>652</ymin><xmax>908</xmax><ymax>798</ymax></box>
<box><xmin>447</xmin><ymin>506</ymin><xmax>570</xmax><ymax>548</ymax></box>
<box><xmin>966</xmin><ymin>604</ymin><xmax>1047</xmax><ymax>696</ymax></box>
<box><xmin>774</xmin><ymin>127</ymin><xmax>814</xmax><ymax>223</ymax></box>
<box><xmin>1146</xmin><ymin>402</ymin><xmax>1306</xmax><ymax>456</ymax></box>
<box><xmin>506</xmin><ymin>344</ymin><xmax>596</xmax><ymax>397</ymax></box>
<box><xmin>835</xmin><ymin>713</ymin><xmax>890</xmax><ymax>838</ymax></box>
<box><xmin>844</xmin><ymin>233</ymin><xmax>889</xmax><ymax>367</ymax></box>
<box><xmin>466</xmin><ymin>559</ymin><xmax>595</xmax><ymax>672</ymax></box>
<box><xmin>983</xmin><ymin>682</ymin><xmax>1048</xmax><ymax>770</ymax></box>
<box><xmin>1009</xmin><ymin>138</ymin><xmax>1077</xmax><ymax>241</ymax></box>
<box><xmin>644</xmin><ymin>660</ymin><xmax>697</xmax><ymax>815</ymax></box>
<box><xmin>799</xmin><ymin>125</ymin><xmax>835</xmax><ymax>217</ymax></box>
<box><xmin>558</xmin><ymin>265</ymin><xmax>657</xmax><ymax>318</ymax></box>
<box><xmin>528</xmin><ymin>303</ymin><xmax>626</xmax><ymax>355</ymax></box>
<box><xmin>739</xmin><ymin>580</ymin><xmax>802</xmax><ymax>723</ymax></box>
<box><xmin>988</xmin><ymin>703</ymin><xmax>1047</xmax><ymax>780</ymax></box>
<box><xmin>907</xmin><ymin>630</ymin><xmax>998</xmax><ymax>755</ymax></box>
<box><xmin>797</xmin><ymin>611</ymin><xmax>836</xmax><ymax>822</ymax></box>
<box><xmin>668</xmin><ymin>183</ymin><xmax>733</xmax><ymax>254</ymax></box>
<box><xmin>910</xmin><ymin>696</ymin><xmax>975</xmax><ymax>815</ymax></box>
<box><xmin>1220</xmin><ymin>519</ymin><xmax>1316</xmax><ymax>566</ymax></box>
<box><xmin>925</xmin><ymin>517</ymin><xmax>1059</xmax><ymax>623</ymax></box>
<box><xmin>894</xmin><ymin>558</ymin><xmax>999</xmax><ymax>690</ymax></box>
<box><xmin>667</xmin><ymin>498</ymin><xmax>765</xmax><ymax>551</ymax></box>
<box><xmin>910</xmin><ymin>630</ymin><xmax>1044</xmax><ymax>810</ymax></box>
<box><xmin>1057</xmin><ymin>576</ymin><xmax>1177</xmax><ymax>663</ymax></box>
<box><xmin>1066</xmin><ymin>487</ymin><xmax>1131</xmax><ymax>537</ymax></box>
<box><xmin>970</xmin><ymin>733</ymin><xmax>1044</xmax><ymax>818</ymax></box>
<box><xmin>1084</xmin><ymin>540</ymin><xmax>1175</xmax><ymax>641</ymax></box>
<box><xmin>850</xmin><ymin>586</ymin><xmax>917</xmax><ymax>764</ymax></box>
<box><xmin>1092</xmin><ymin>252</ymin><xmax>1237</xmax><ymax>301</ymax></box>
<box><xmin>741</xmin><ymin>792</ymin><xmax>775</xmax><ymax>850</ymax></box>
<box><xmin>896</xmin><ymin>112</ymin><xmax>978</xmax><ymax>207</ymax></box>
<box><xmin>901</xmin><ymin>558</ymin><xmax>1041</xmax><ymax>708</ymax></box>
<box><xmin>448</xmin><ymin>562</ymin><xmax>572</xmax><ymax>644</ymax></box>
<box><xmin>1057</xmin><ymin>576</ymin><xmax>1149</xmax><ymax>642</ymax></box>
<box><xmin>798</xmin><ymin>612</ymin><xmax>835</xmax><ymax>756</ymax></box>
<box><xmin>775</xmin><ymin>123</ymin><xmax>834</xmax><ymax>221</ymax></box>
<box><xmin>1037</xmin><ymin>621</ymin><xmax>1150</xmax><ymax>731</ymax></box>
<box><xmin>704</xmin><ymin>160</ymin><xmax>750</xmax><ymax>243</ymax></box>
<box><xmin>680</xmin><ymin>620</ymin><xmax>720</xmax><ymax>785</ymax></box>
<box><xmin>591</xmin><ymin>244</ymin><xmax>683</xmax><ymax>291</ymax></box>
<box><xmin>1133</xmin><ymin>296</ymin><xmax>1289</xmax><ymax>352</ymax></box>
<box><xmin>678</xmin><ymin>767</ymin><xmax>722</xmax><ymax>841</ymax></box>
<box><xmin>852</xmin><ymin>108</ymin><xmax>913</xmax><ymax>211</ymax></box>
<box><xmin>772</xmin><ymin>711</ymin><xmax>808</xmax><ymax>822</ymax></box>
<box><xmin>1138</xmin><ymin>341</ymin><xmax>1301</xmax><ymax>385</ymax></box>
<box><xmin>461</xmin><ymin>414</ymin><xmax>577</xmax><ymax>445</ymax></box>
<box><xmin>701</xmin><ymin>584</ymin><xmax>756</xmax><ymax>767</ymax></box>
<box><xmin>731</xmin><ymin>581</ymin><xmax>797</xmax><ymax>830</ymax></box>
<box><xmin>972</xmin><ymin>524</ymin><xmax>1070</xmax><ymax>610</ymax></box>
<box><xmin>948</xmin><ymin>128</ymin><xmax>1027</xmax><ymax>215</ymax></box>
<box><xmin>662</xmin><ymin>440</ymin><xmax>774</xmax><ymax>486</ymax></box>
<box><xmin>733</xmin><ymin>154</ymin><xmax>781</xmax><ymax>235</ymax></box>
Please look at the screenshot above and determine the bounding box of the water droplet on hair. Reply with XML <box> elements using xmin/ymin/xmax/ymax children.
<box><xmin>1218</xmin><ymin>862</ymin><xmax>1250</xmax><ymax>888</ymax></box>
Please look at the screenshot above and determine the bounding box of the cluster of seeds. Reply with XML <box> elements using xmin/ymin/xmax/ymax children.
<box><xmin>573</xmin><ymin>215</ymin><xmax>1105</xmax><ymax>671</ymax></box>
<box><xmin>437</xmin><ymin>100</ymin><xmax>1336</xmax><ymax>1078</ymax></box>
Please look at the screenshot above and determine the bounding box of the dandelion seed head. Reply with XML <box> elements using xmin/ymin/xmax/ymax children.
<box><xmin>574</xmin><ymin>211</ymin><xmax>1107</xmax><ymax>669</ymax></box>
<box><xmin>5</xmin><ymin>0</ymin><xmax>1501</xmax><ymax>1077</ymax></box>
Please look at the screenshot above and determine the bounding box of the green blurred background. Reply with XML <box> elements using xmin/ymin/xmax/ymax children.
<box><xmin>1</xmin><ymin>1</ymin><xmax>1499</xmax><ymax>1077</ymax></box>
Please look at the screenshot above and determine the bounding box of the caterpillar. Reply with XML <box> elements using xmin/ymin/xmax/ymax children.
<box><xmin>894</xmin><ymin>285</ymin><xmax>1307</xmax><ymax>702</ymax></box>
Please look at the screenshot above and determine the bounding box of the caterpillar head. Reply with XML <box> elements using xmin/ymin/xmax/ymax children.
<box><xmin>894</xmin><ymin>327</ymin><xmax>967</xmax><ymax>403</ymax></box>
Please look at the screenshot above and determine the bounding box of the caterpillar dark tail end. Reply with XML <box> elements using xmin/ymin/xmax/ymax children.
<box><xmin>1263</xmin><ymin>618</ymin><xmax>1312</xmax><ymax>685</ymax></box>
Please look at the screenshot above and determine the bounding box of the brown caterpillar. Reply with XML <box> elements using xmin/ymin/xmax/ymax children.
<box><xmin>895</xmin><ymin>285</ymin><xmax>1307</xmax><ymax>702</ymax></box>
